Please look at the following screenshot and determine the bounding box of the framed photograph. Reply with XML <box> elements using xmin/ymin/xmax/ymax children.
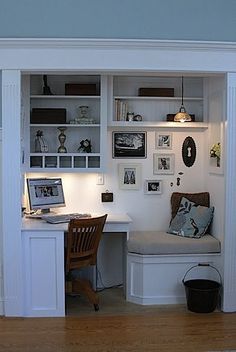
<box><xmin>113</xmin><ymin>132</ymin><xmax>146</xmax><ymax>158</ymax></box>
<box><xmin>155</xmin><ymin>132</ymin><xmax>172</xmax><ymax>149</ymax></box>
<box><xmin>153</xmin><ymin>153</ymin><xmax>175</xmax><ymax>175</ymax></box>
<box><xmin>144</xmin><ymin>179</ymin><xmax>162</xmax><ymax>194</ymax></box>
<box><xmin>118</xmin><ymin>163</ymin><xmax>141</xmax><ymax>190</ymax></box>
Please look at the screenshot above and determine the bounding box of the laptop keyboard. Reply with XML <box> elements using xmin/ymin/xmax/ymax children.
<box><xmin>42</xmin><ymin>213</ymin><xmax>91</xmax><ymax>224</ymax></box>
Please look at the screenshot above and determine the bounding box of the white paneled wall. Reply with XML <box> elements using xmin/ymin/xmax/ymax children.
<box><xmin>0</xmin><ymin>129</ymin><xmax>3</xmax><ymax>315</ymax></box>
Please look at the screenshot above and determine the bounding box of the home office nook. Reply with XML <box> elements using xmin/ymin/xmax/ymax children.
<box><xmin>1</xmin><ymin>39</ymin><xmax>236</xmax><ymax>317</ymax></box>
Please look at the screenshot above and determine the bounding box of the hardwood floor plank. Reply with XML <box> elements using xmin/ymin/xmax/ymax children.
<box><xmin>0</xmin><ymin>310</ymin><xmax>236</xmax><ymax>352</ymax></box>
<box><xmin>0</xmin><ymin>288</ymin><xmax>235</xmax><ymax>352</ymax></box>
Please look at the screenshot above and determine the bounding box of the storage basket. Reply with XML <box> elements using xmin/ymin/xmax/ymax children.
<box><xmin>182</xmin><ymin>263</ymin><xmax>222</xmax><ymax>313</ymax></box>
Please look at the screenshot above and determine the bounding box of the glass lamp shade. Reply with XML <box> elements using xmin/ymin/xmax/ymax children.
<box><xmin>174</xmin><ymin>105</ymin><xmax>192</xmax><ymax>122</ymax></box>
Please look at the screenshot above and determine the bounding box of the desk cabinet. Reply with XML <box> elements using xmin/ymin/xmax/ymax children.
<box><xmin>21</xmin><ymin>215</ymin><xmax>131</xmax><ymax>317</ymax></box>
<box><xmin>22</xmin><ymin>230</ymin><xmax>65</xmax><ymax>317</ymax></box>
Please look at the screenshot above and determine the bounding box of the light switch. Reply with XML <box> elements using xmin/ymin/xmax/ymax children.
<box><xmin>96</xmin><ymin>173</ymin><xmax>104</xmax><ymax>185</ymax></box>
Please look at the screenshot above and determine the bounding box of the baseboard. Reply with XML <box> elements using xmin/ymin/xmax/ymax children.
<box><xmin>127</xmin><ymin>294</ymin><xmax>186</xmax><ymax>305</ymax></box>
<box><xmin>0</xmin><ymin>297</ymin><xmax>4</xmax><ymax>315</ymax></box>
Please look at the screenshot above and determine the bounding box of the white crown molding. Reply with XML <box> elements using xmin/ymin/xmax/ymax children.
<box><xmin>0</xmin><ymin>38</ymin><xmax>236</xmax><ymax>52</ymax></box>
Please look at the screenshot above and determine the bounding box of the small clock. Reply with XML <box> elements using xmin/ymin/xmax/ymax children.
<box><xmin>133</xmin><ymin>114</ymin><xmax>142</xmax><ymax>122</ymax></box>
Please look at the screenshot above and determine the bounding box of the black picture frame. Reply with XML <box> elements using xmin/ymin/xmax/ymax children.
<box><xmin>112</xmin><ymin>132</ymin><xmax>147</xmax><ymax>158</ymax></box>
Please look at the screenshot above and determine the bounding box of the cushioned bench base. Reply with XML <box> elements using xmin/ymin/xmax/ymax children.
<box><xmin>126</xmin><ymin>231</ymin><xmax>221</xmax><ymax>306</ymax></box>
<box><xmin>127</xmin><ymin>231</ymin><xmax>221</xmax><ymax>255</ymax></box>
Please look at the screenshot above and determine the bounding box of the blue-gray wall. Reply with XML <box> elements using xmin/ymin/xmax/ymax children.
<box><xmin>0</xmin><ymin>0</ymin><xmax>236</xmax><ymax>41</ymax></box>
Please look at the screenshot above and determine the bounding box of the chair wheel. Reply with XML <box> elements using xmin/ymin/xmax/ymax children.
<box><xmin>94</xmin><ymin>304</ymin><xmax>99</xmax><ymax>311</ymax></box>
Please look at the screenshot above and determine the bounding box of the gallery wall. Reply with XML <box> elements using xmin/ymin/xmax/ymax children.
<box><xmin>27</xmin><ymin>129</ymin><xmax>207</xmax><ymax>232</ymax></box>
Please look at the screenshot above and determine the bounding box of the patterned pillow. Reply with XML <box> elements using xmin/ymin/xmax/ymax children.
<box><xmin>168</xmin><ymin>197</ymin><xmax>214</xmax><ymax>238</ymax></box>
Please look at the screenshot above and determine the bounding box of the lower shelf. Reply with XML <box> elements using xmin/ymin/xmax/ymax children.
<box><xmin>29</xmin><ymin>153</ymin><xmax>101</xmax><ymax>171</ymax></box>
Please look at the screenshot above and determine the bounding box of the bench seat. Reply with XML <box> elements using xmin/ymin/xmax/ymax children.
<box><xmin>127</xmin><ymin>231</ymin><xmax>221</xmax><ymax>255</ymax></box>
<box><xmin>126</xmin><ymin>193</ymin><xmax>221</xmax><ymax>305</ymax></box>
<box><xmin>126</xmin><ymin>232</ymin><xmax>221</xmax><ymax>305</ymax></box>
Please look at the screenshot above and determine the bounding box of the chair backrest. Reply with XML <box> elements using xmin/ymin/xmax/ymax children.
<box><xmin>65</xmin><ymin>214</ymin><xmax>107</xmax><ymax>274</ymax></box>
<box><xmin>171</xmin><ymin>192</ymin><xmax>210</xmax><ymax>219</ymax></box>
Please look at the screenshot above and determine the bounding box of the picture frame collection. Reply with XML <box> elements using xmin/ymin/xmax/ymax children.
<box><xmin>114</xmin><ymin>131</ymin><xmax>174</xmax><ymax>193</ymax></box>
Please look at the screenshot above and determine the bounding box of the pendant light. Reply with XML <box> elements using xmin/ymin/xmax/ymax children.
<box><xmin>174</xmin><ymin>76</ymin><xmax>192</xmax><ymax>122</ymax></box>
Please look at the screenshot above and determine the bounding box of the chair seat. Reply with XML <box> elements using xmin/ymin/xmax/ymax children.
<box><xmin>127</xmin><ymin>231</ymin><xmax>221</xmax><ymax>255</ymax></box>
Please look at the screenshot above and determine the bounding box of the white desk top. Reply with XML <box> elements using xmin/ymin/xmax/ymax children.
<box><xmin>22</xmin><ymin>213</ymin><xmax>132</xmax><ymax>232</ymax></box>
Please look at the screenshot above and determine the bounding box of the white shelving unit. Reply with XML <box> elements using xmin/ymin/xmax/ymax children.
<box><xmin>108</xmin><ymin>75</ymin><xmax>206</xmax><ymax>129</ymax></box>
<box><xmin>22</xmin><ymin>74</ymin><xmax>108</xmax><ymax>172</ymax></box>
<box><xmin>21</xmin><ymin>74</ymin><xmax>208</xmax><ymax>173</ymax></box>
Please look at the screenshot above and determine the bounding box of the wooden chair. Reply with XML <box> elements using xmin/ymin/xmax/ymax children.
<box><xmin>65</xmin><ymin>214</ymin><xmax>107</xmax><ymax>311</ymax></box>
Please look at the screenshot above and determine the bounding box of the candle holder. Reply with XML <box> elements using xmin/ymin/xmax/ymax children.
<box><xmin>57</xmin><ymin>127</ymin><xmax>67</xmax><ymax>153</ymax></box>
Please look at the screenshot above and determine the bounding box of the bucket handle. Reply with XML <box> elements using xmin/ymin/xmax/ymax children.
<box><xmin>182</xmin><ymin>263</ymin><xmax>222</xmax><ymax>285</ymax></box>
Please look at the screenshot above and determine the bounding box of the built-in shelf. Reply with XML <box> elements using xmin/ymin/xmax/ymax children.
<box><xmin>111</xmin><ymin>76</ymin><xmax>205</xmax><ymax>126</ymax></box>
<box><xmin>31</xmin><ymin>95</ymin><xmax>101</xmax><ymax>99</ymax></box>
<box><xmin>114</xmin><ymin>96</ymin><xmax>203</xmax><ymax>101</ymax></box>
<box><xmin>30</xmin><ymin>124</ymin><xmax>100</xmax><ymax>127</ymax></box>
<box><xmin>108</xmin><ymin>121</ymin><xmax>208</xmax><ymax>129</ymax></box>
<box><xmin>21</xmin><ymin>74</ymin><xmax>106</xmax><ymax>172</ymax></box>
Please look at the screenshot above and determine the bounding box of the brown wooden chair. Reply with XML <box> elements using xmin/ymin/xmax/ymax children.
<box><xmin>65</xmin><ymin>214</ymin><xmax>107</xmax><ymax>311</ymax></box>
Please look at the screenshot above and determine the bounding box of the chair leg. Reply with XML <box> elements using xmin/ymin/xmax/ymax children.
<box><xmin>72</xmin><ymin>278</ymin><xmax>99</xmax><ymax>310</ymax></box>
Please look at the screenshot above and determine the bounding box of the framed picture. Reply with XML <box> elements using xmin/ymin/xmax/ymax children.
<box><xmin>118</xmin><ymin>163</ymin><xmax>141</xmax><ymax>190</ymax></box>
<box><xmin>153</xmin><ymin>153</ymin><xmax>175</xmax><ymax>175</ymax></box>
<box><xmin>155</xmin><ymin>132</ymin><xmax>172</xmax><ymax>149</ymax></box>
<box><xmin>113</xmin><ymin>131</ymin><xmax>146</xmax><ymax>158</ymax></box>
<box><xmin>144</xmin><ymin>179</ymin><xmax>162</xmax><ymax>194</ymax></box>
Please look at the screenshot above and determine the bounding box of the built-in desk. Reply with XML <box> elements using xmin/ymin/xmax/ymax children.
<box><xmin>22</xmin><ymin>214</ymin><xmax>132</xmax><ymax>317</ymax></box>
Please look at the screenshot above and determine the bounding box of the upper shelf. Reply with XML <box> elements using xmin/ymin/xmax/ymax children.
<box><xmin>108</xmin><ymin>121</ymin><xmax>208</xmax><ymax>129</ymax></box>
<box><xmin>30</xmin><ymin>95</ymin><xmax>101</xmax><ymax>99</ymax></box>
<box><xmin>114</xmin><ymin>96</ymin><xmax>203</xmax><ymax>101</ymax></box>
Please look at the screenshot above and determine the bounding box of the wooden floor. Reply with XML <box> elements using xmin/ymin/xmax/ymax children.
<box><xmin>0</xmin><ymin>288</ymin><xmax>236</xmax><ymax>352</ymax></box>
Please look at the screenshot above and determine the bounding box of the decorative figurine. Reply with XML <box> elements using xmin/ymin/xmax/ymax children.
<box><xmin>79</xmin><ymin>105</ymin><xmax>89</xmax><ymax>119</ymax></box>
<box><xmin>42</xmin><ymin>75</ymin><xmax>53</xmax><ymax>95</ymax></box>
<box><xmin>57</xmin><ymin>127</ymin><xmax>67</xmax><ymax>153</ymax></box>
<box><xmin>75</xmin><ymin>105</ymin><xmax>94</xmax><ymax>124</ymax></box>
<box><xmin>78</xmin><ymin>139</ymin><xmax>92</xmax><ymax>153</ymax></box>
<box><xmin>35</xmin><ymin>130</ymin><xmax>48</xmax><ymax>153</ymax></box>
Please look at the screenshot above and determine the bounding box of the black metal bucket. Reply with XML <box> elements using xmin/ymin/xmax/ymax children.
<box><xmin>182</xmin><ymin>263</ymin><xmax>222</xmax><ymax>313</ymax></box>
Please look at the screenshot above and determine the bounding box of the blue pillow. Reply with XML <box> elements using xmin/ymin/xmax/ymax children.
<box><xmin>168</xmin><ymin>197</ymin><xmax>214</xmax><ymax>238</ymax></box>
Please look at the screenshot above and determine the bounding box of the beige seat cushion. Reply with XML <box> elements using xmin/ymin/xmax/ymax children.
<box><xmin>127</xmin><ymin>231</ymin><xmax>221</xmax><ymax>255</ymax></box>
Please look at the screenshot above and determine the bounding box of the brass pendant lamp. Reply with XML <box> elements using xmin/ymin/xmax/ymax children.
<box><xmin>174</xmin><ymin>76</ymin><xmax>192</xmax><ymax>122</ymax></box>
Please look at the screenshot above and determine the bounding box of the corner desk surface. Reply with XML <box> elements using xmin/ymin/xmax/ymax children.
<box><xmin>22</xmin><ymin>213</ymin><xmax>132</xmax><ymax>234</ymax></box>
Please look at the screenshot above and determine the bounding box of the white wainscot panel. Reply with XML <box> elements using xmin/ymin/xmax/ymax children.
<box><xmin>22</xmin><ymin>231</ymin><xmax>65</xmax><ymax>317</ymax></box>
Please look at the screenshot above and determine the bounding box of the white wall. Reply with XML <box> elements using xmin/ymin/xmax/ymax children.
<box><xmin>205</xmin><ymin>76</ymin><xmax>226</xmax><ymax>243</ymax></box>
<box><xmin>27</xmin><ymin>129</ymin><xmax>206</xmax><ymax>232</ymax></box>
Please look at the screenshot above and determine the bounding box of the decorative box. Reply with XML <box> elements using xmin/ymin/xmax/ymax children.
<box><xmin>31</xmin><ymin>108</ymin><xmax>67</xmax><ymax>124</ymax></box>
<box><xmin>65</xmin><ymin>83</ymin><xmax>98</xmax><ymax>96</ymax></box>
<box><xmin>138</xmin><ymin>87</ymin><xmax>174</xmax><ymax>97</ymax></box>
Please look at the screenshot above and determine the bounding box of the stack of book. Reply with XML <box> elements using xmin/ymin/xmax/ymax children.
<box><xmin>115</xmin><ymin>99</ymin><xmax>128</xmax><ymax>121</ymax></box>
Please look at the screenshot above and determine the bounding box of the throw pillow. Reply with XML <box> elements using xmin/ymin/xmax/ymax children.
<box><xmin>168</xmin><ymin>197</ymin><xmax>214</xmax><ymax>238</ymax></box>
